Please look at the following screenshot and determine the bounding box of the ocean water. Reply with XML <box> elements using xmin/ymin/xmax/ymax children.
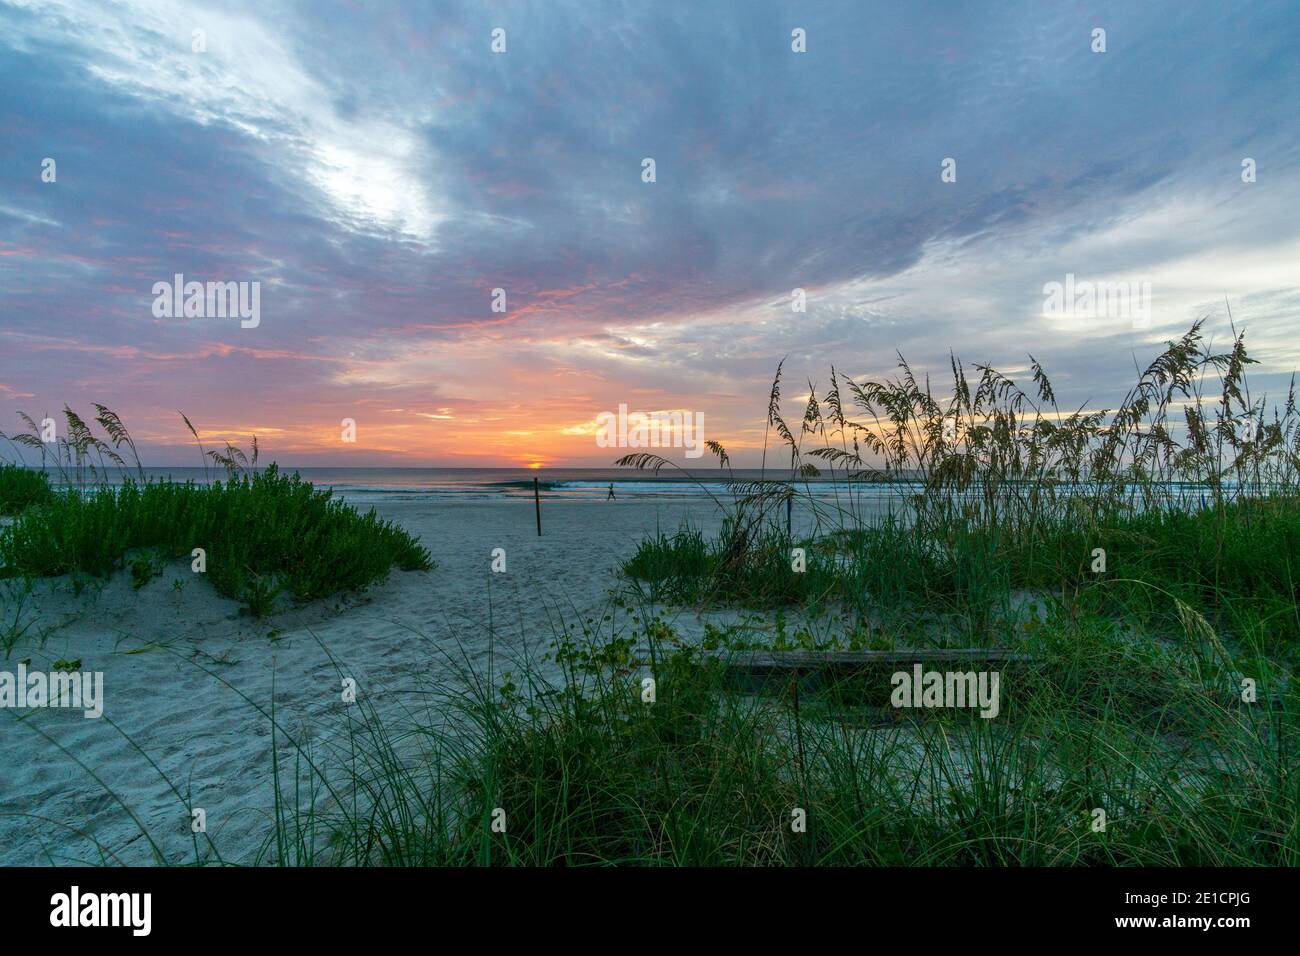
<box><xmin>44</xmin><ymin>466</ymin><xmax>874</xmax><ymax>503</ymax></box>
<box><xmin>31</xmin><ymin>465</ymin><xmax>1229</xmax><ymax>509</ymax></box>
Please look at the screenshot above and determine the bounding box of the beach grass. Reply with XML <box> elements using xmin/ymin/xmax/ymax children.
<box><xmin>0</xmin><ymin>409</ymin><xmax>432</xmax><ymax>617</ymax></box>
<box><xmin>226</xmin><ymin>324</ymin><xmax>1296</xmax><ymax>866</ymax></box>
<box><xmin>8</xmin><ymin>323</ymin><xmax>1299</xmax><ymax>866</ymax></box>
<box><xmin>622</xmin><ymin>321</ymin><xmax>1300</xmax><ymax>644</ymax></box>
<box><xmin>233</xmin><ymin>603</ymin><xmax>1292</xmax><ymax>866</ymax></box>
<box><xmin>0</xmin><ymin>465</ymin><xmax>433</xmax><ymax>616</ymax></box>
<box><xmin>405</xmin><ymin>320</ymin><xmax>1293</xmax><ymax>865</ymax></box>
<box><xmin>0</xmin><ymin>463</ymin><xmax>54</xmax><ymax>515</ymax></box>
<box><xmin>624</xmin><ymin>497</ymin><xmax>1300</xmax><ymax>649</ymax></box>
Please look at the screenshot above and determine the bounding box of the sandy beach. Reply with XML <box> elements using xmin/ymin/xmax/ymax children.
<box><xmin>0</xmin><ymin>497</ymin><xmax>771</xmax><ymax>865</ymax></box>
<box><xmin>4</xmin><ymin>1</ymin><xmax>1297</xmax><ymax>932</ymax></box>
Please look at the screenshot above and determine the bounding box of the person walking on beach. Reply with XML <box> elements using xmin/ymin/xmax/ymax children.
<box><xmin>607</xmin><ymin>483</ymin><xmax>616</xmax><ymax>500</ymax></box>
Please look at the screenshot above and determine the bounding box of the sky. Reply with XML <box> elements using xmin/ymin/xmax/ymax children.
<box><xmin>1</xmin><ymin>0</ymin><xmax>1299</xmax><ymax>468</ymax></box>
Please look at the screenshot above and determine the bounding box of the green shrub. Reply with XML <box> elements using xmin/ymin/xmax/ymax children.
<box><xmin>0</xmin><ymin>464</ymin><xmax>54</xmax><ymax>515</ymax></box>
<box><xmin>0</xmin><ymin>465</ymin><xmax>433</xmax><ymax>616</ymax></box>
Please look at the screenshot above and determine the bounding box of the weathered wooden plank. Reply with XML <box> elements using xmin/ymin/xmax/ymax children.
<box><xmin>634</xmin><ymin>647</ymin><xmax>1033</xmax><ymax>671</ymax></box>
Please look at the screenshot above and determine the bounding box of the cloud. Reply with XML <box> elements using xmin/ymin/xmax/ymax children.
<box><xmin>1</xmin><ymin>0</ymin><xmax>1298</xmax><ymax>464</ymax></box>
<box><xmin>3</xmin><ymin>0</ymin><xmax>445</xmax><ymax>239</ymax></box>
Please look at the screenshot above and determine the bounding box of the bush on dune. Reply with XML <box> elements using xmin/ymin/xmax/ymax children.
<box><xmin>621</xmin><ymin>322</ymin><xmax>1300</xmax><ymax>645</ymax></box>
<box><xmin>0</xmin><ymin>407</ymin><xmax>433</xmax><ymax>616</ymax></box>
<box><xmin>0</xmin><ymin>463</ymin><xmax>54</xmax><ymax>516</ymax></box>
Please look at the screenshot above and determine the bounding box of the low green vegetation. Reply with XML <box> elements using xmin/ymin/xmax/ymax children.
<box><xmin>0</xmin><ymin>463</ymin><xmax>54</xmax><ymax>515</ymax></box>
<box><xmin>0</xmin><ymin>408</ymin><xmax>432</xmax><ymax>617</ymax></box>
<box><xmin>434</xmin><ymin>321</ymin><xmax>1292</xmax><ymax>865</ymax></box>
<box><xmin>0</xmin><ymin>466</ymin><xmax>432</xmax><ymax>616</ymax></box>
<box><xmin>466</xmin><ymin>625</ymin><xmax>1290</xmax><ymax>865</ymax></box>
<box><xmin>237</xmin><ymin>601</ymin><xmax>1293</xmax><ymax>866</ymax></box>
<box><xmin>12</xmin><ymin>324</ymin><xmax>1298</xmax><ymax>866</ymax></box>
<box><xmin>623</xmin><ymin>321</ymin><xmax>1300</xmax><ymax>649</ymax></box>
<box><xmin>220</xmin><ymin>323</ymin><xmax>1294</xmax><ymax>867</ymax></box>
<box><xmin>625</xmin><ymin>498</ymin><xmax>1300</xmax><ymax>650</ymax></box>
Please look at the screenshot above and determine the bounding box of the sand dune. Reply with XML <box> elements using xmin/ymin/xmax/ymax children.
<box><xmin>0</xmin><ymin>497</ymin><xmax>806</xmax><ymax>865</ymax></box>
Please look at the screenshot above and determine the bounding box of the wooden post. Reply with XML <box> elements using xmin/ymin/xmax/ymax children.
<box><xmin>533</xmin><ymin>475</ymin><xmax>542</xmax><ymax>536</ymax></box>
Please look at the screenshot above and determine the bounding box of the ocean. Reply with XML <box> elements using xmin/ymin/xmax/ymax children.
<box><xmin>39</xmin><ymin>466</ymin><xmax>870</xmax><ymax>503</ymax></box>
<box><xmin>28</xmin><ymin>465</ymin><xmax>1230</xmax><ymax>509</ymax></box>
